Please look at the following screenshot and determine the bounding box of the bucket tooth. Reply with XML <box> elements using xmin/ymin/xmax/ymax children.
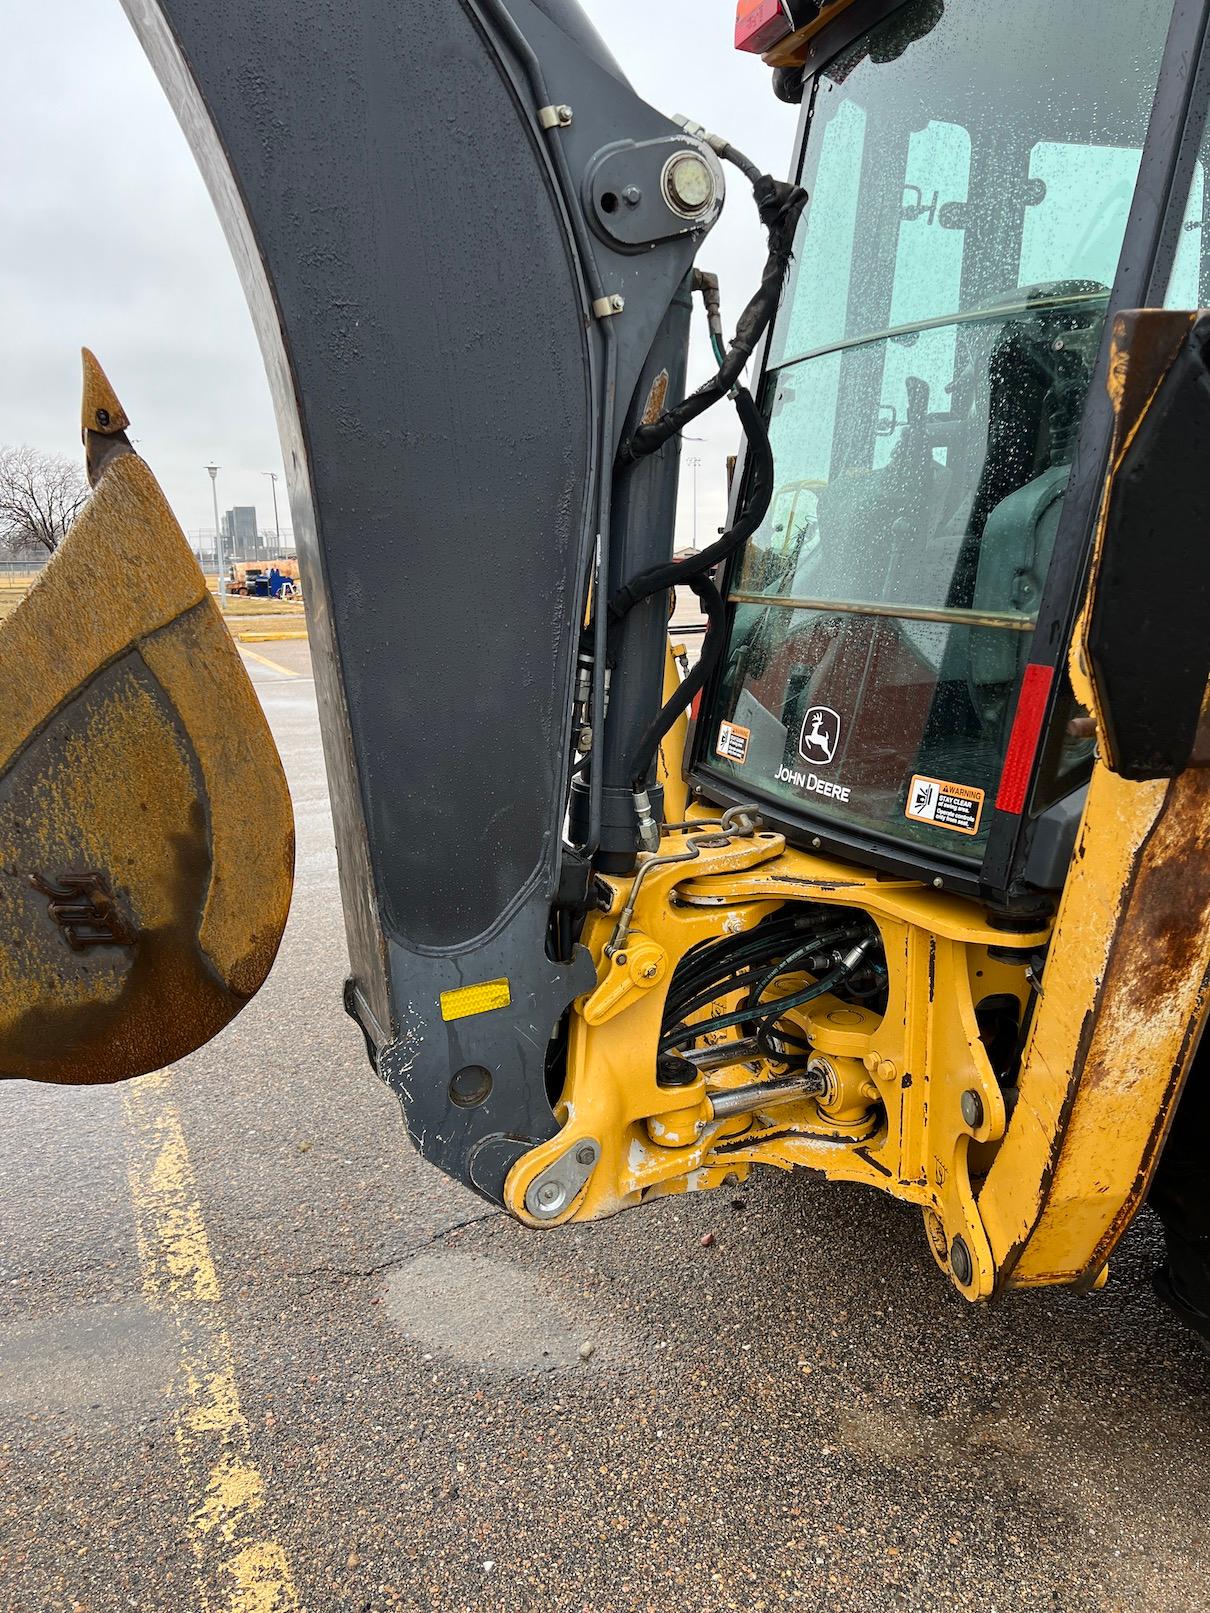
<box><xmin>81</xmin><ymin>347</ymin><xmax>134</xmax><ymax>486</ymax></box>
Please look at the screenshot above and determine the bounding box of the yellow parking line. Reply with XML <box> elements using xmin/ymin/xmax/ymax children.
<box><xmin>239</xmin><ymin>646</ymin><xmax>299</xmax><ymax>679</ymax></box>
<box><xmin>123</xmin><ymin>1071</ymin><xmax>301</xmax><ymax>1612</ymax></box>
<box><xmin>235</xmin><ymin>632</ymin><xmax>309</xmax><ymax>644</ymax></box>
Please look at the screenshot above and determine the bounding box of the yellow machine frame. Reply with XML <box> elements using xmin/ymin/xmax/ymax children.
<box><xmin>506</xmin><ymin>313</ymin><xmax>1210</xmax><ymax>1302</ymax></box>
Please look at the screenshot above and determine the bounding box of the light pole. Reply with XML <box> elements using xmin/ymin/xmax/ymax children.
<box><xmin>262</xmin><ymin>471</ymin><xmax>281</xmax><ymax>555</ymax></box>
<box><xmin>687</xmin><ymin>456</ymin><xmax>701</xmax><ymax>550</ymax></box>
<box><xmin>206</xmin><ymin>464</ymin><xmax>226</xmax><ymax>611</ymax></box>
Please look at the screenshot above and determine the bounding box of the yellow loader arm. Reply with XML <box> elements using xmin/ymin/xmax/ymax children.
<box><xmin>0</xmin><ymin>351</ymin><xmax>294</xmax><ymax>1084</ymax></box>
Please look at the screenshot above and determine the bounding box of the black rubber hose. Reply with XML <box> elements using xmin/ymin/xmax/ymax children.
<box><xmin>664</xmin><ymin>926</ymin><xmax>868</xmax><ymax>1037</ymax></box>
<box><xmin>574</xmin><ymin>163</ymin><xmax>802</xmax><ymax>805</ymax></box>
<box><xmin>621</xmin><ymin>388</ymin><xmax>776</xmax><ymax>790</ymax></box>
<box><xmin>569</xmin><ymin>383</ymin><xmax>770</xmax><ymax>791</ymax></box>
<box><xmin>709</xmin><ymin>135</ymin><xmax>764</xmax><ymax>188</ymax></box>
<box><xmin>608</xmin><ymin>384</ymin><xmax>774</xmax><ymax>632</ymax></box>
<box><xmin>661</xmin><ymin>959</ymin><xmax>857</xmax><ymax>1051</ymax></box>
<box><xmin>622</xmin><ymin>173</ymin><xmax>807</xmax><ymax>463</ymax></box>
<box><xmin>666</xmin><ymin>921</ymin><xmax>855</xmax><ymax>1017</ymax></box>
<box><xmin>662</xmin><ymin>914</ymin><xmax>832</xmax><ymax>1019</ymax></box>
<box><xmin>576</xmin><ymin>155</ymin><xmax>805</xmax><ymax>814</ymax></box>
<box><xmin>741</xmin><ymin>926</ymin><xmax>871</xmax><ymax>1009</ymax></box>
<box><xmin>665</xmin><ymin>927</ymin><xmax>798</xmax><ymax>998</ymax></box>
<box><xmin>663</xmin><ymin>919</ymin><xmax>819</xmax><ymax>1013</ymax></box>
<box><xmin>666</xmin><ymin>954</ymin><xmax>795</xmax><ymax>1031</ymax></box>
<box><xmin>757</xmin><ymin>1021</ymin><xmax>813</xmax><ymax>1055</ymax></box>
<box><xmin>591</xmin><ymin>156</ymin><xmax>802</xmax><ymax>658</ymax></box>
<box><xmin>626</xmin><ymin>570</ymin><xmax>724</xmax><ymax>790</ymax></box>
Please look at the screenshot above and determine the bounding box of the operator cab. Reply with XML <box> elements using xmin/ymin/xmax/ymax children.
<box><xmin>699</xmin><ymin>0</ymin><xmax>1210</xmax><ymax>908</ymax></box>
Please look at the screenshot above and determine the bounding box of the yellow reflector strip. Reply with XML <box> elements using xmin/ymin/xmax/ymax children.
<box><xmin>440</xmin><ymin>977</ymin><xmax>512</xmax><ymax>1023</ymax></box>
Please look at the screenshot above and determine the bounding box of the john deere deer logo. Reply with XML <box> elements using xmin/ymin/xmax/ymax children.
<box><xmin>799</xmin><ymin>706</ymin><xmax>841</xmax><ymax>767</ymax></box>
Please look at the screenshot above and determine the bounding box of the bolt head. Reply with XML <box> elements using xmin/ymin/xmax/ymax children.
<box><xmin>575</xmin><ymin>1145</ymin><xmax>597</xmax><ymax>1167</ymax></box>
<box><xmin>621</xmin><ymin>185</ymin><xmax>642</xmax><ymax>207</ymax></box>
<box><xmin>536</xmin><ymin>1180</ymin><xmax>563</xmax><ymax>1208</ymax></box>
<box><xmin>664</xmin><ymin>151</ymin><xmax>717</xmax><ymax>217</ymax></box>
<box><xmin>609</xmin><ymin>294</ymin><xmax>626</xmax><ymax>313</ymax></box>
<box><xmin>950</xmin><ymin>1236</ymin><xmax>974</xmax><ymax>1287</ymax></box>
<box><xmin>961</xmin><ymin>1089</ymin><xmax>984</xmax><ymax>1129</ymax></box>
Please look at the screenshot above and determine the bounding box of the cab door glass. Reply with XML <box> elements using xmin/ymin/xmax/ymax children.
<box><xmin>1019</xmin><ymin>142</ymin><xmax>1142</xmax><ymax>290</ymax></box>
<box><xmin>874</xmin><ymin>122</ymin><xmax>971</xmax><ymax>473</ymax></box>
<box><xmin>890</xmin><ymin>120</ymin><xmax>970</xmax><ymax>325</ymax></box>
<box><xmin>706</xmin><ymin>0</ymin><xmax>1176</xmax><ymax>865</ymax></box>
<box><xmin>1166</xmin><ymin>159</ymin><xmax>1208</xmax><ymax>306</ymax></box>
<box><xmin>771</xmin><ymin>99</ymin><xmax>868</xmax><ymax>366</ymax></box>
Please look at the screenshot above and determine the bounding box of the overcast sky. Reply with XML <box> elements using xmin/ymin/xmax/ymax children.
<box><xmin>1</xmin><ymin>1</ymin><xmax>797</xmax><ymax>546</ymax></box>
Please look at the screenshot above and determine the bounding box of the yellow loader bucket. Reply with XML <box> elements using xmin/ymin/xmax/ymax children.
<box><xmin>0</xmin><ymin>351</ymin><xmax>294</xmax><ymax>1084</ymax></box>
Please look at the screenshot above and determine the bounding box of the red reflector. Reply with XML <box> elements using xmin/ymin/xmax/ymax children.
<box><xmin>735</xmin><ymin>0</ymin><xmax>792</xmax><ymax>52</ymax></box>
<box><xmin>995</xmin><ymin>663</ymin><xmax>1055</xmax><ymax>816</ymax></box>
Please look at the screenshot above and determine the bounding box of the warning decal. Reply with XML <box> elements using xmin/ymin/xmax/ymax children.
<box><xmin>716</xmin><ymin>721</ymin><xmax>751</xmax><ymax>766</ymax></box>
<box><xmin>906</xmin><ymin>774</ymin><xmax>985</xmax><ymax>837</ymax></box>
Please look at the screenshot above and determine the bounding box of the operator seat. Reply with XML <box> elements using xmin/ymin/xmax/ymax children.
<box><xmin>955</xmin><ymin>283</ymin><xmax>1107</xmax><ymax>733</ymax></box>
<box><xmin>948</xmin><ymin>280</ymin><xmax>1107</xmax><ymax>615</ymax></box>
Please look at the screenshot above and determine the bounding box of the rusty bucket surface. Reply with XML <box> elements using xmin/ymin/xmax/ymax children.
<box><xmin>0</xmin><ymin>352</ymin><xmax>294</xmax><ymax>1084</ymax></box>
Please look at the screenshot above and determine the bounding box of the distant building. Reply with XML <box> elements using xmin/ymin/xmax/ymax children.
<box><xmin>221</xmin><ymin>506</ymin><xmax>260</xmax><ymax>555</ymax></box>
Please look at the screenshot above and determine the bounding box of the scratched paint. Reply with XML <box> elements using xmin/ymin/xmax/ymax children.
<box><xmin>123</xmin><ymin>1070</ymin><xmax>301</xmax><ymax>1612</ymax></box>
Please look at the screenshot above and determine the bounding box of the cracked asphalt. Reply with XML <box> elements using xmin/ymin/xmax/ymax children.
<box><xmin>2</xmin><ymin>636</ymin><xmax>1208</xmax><ymax>1613</ymax></box>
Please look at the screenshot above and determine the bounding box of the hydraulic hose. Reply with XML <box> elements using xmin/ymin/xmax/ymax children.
<box><xmin>622</xmin><ymin>162</ymin><xmax>806</xmax><ymax>461</ymax></box>
<box><xmin>608</xmin><ymin>384</ymin><xmax>774</xmax><ymax>630</ymax></box>
<box><xmin>626</xmin><ymin>570</ymin><xmax>725</xmax><ymax>790</ymax></box>
<box><xmin>620</xmin><ymin>386</ymin><xmax>774</xmax><ymax>788</ymax></box>
<box><xmin>663</xmin><ymin>912</ymin><xmax>829</xmax><ymax>1019</ymax></box>
<box><xmin>665</xmin><ymin>930</ymin><xmax>871</xmax><ymax>1034</ymax></box>
<box><xmin>742</xmin><ymin>927</ymin><xmax>872</xmax><ymax>1010</ymax></box>
<box><xmin>599</xmin><ymin>140</ymin><xmax>803</xmax><ymax>649</ymax></box>
<box><xmin>662</xmin><ymin>959</ymin><xmax>853</xmax><ymax>1050</ymax></box>
<box><xmin>571</xmin><ymin>383</ymin><xmax>774</xmax><ymax>792</ymax></box>
<box><xmin>580</xmin><ymin>129</ymin><xmax>807</xmax><ymax>825</ymax></box>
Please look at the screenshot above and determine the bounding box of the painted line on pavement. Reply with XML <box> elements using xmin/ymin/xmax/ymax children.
<box><xmin>235</xmin><ymin>632</ymin><xmax>309</xmax><ymax>644</ymax></box>
<box><xmin>122</xmin><ymin>1070</ymin><xmax>301</xmax><ymax>1613</ymax></box>
<box><xmin>239</xmin><ymin>646</ymin><xmax>300</xmax><ymax>679</ymax></box>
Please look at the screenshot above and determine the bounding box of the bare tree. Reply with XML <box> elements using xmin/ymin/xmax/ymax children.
<box><xmin>0</xmin><ymin>445</ymin><xmax>90</xmax><ymax>557</ymax></box>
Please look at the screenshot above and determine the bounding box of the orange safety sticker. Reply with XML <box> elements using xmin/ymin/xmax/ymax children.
<box><xmin>716</xmin><ymin>721</ymin><xmax>751</xmax><ymax>765</ymax></box>
<box><xmin>905</xmin><ymin>774</ymin><xmax>985</xmax><ymax>837</ymax></box>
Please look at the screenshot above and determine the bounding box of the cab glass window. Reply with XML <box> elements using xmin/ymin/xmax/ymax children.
<box><xmin>706</xmin><ymin>0</ymin><xmax>1177</xmax><ymax>862</ymax></box>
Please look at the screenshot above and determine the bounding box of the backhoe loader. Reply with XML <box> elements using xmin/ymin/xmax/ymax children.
<box><xmin>4</xmin><ymin>0</ymin><xmax>1209</xmax><ymax>1337</ymax></box>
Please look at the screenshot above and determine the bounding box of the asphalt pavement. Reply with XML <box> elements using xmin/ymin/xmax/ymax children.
<box><xmin>2</xmin><ymin>636</ymin><xmax>1208</xmax><ymax>1613</ymax></box>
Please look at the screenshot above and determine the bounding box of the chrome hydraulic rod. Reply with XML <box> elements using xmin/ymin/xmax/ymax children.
<box><xmin>708</xmin><ymin>1072</ymin><xmax>823</xmax><ymax>1120</ymax></box>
